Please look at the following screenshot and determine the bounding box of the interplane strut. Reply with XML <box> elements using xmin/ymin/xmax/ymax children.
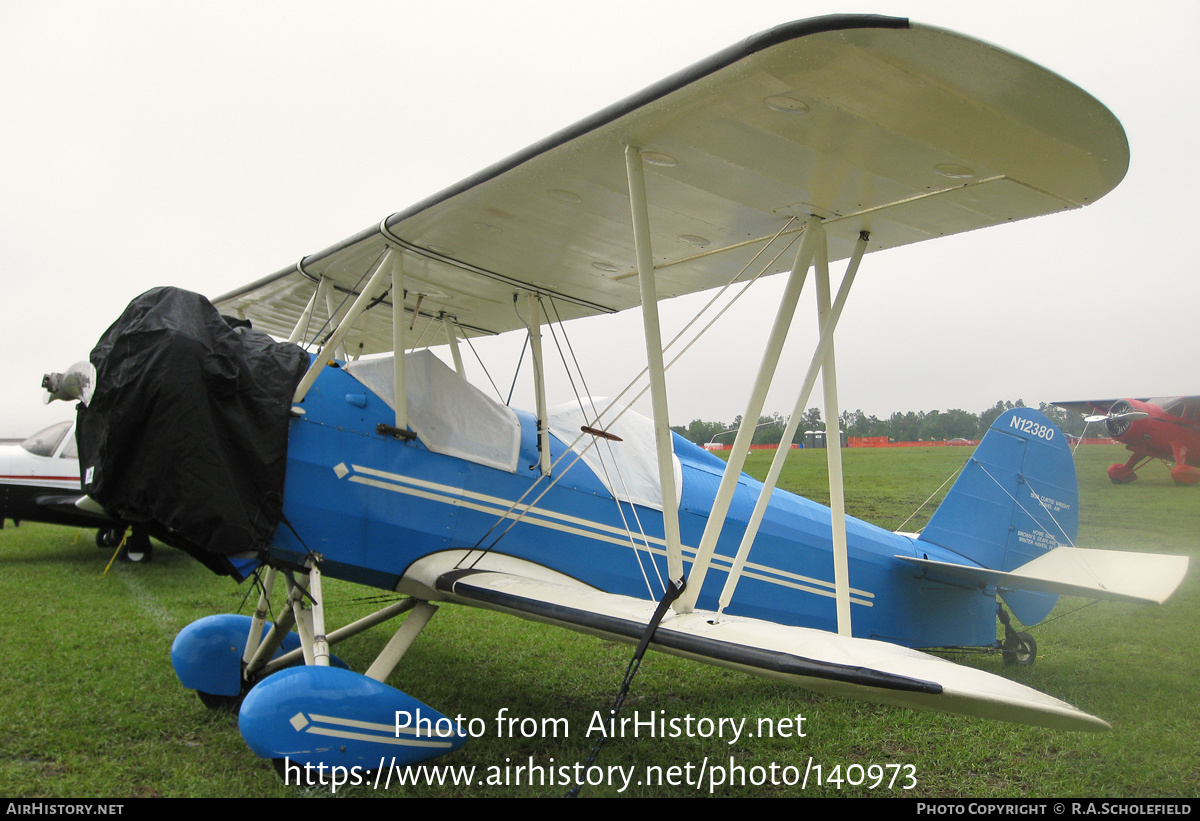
<box><xmin>625</xmin><ymin>145</ymin><xmax>685</xmax><ymax>584</ymax></box>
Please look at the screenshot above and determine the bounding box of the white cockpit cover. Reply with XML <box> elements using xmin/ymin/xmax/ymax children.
<box><xmin>548</xmin><ymin>398</ymin><xmax>681</xmax><ymax>512</ymax></box>
<box><xmin>345</xmin><ymin>350</ymin><xmax>520</xmax><ymax>473</ymax></box>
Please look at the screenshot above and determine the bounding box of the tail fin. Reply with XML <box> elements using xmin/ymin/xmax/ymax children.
<box><xmin>918</xmin><ymin>408</ymin><xmax>1078</xmax><ymax>624</ymax></box>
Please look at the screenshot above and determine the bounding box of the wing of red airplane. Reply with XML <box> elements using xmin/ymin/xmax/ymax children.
<box><xmin>214</xmin><ymin>15</ymin><xmax>1128</xmax><ymax>355</ymax></box>
<box><xmin>1055</xmin><ymin>398</ymin><xmax>1200</xmax><ymax>422</ymax></box>
<box><xmin>1052</xmin><ymin>400</ymin><xmax>1122</xmax><ymax>416</ymax></box>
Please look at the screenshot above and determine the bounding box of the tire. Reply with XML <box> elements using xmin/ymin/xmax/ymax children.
<box><xmin>196</xmin><ymin>690</ymin><xmax>241</xmax><ymax>711</ymax></box>
<box><xmin>1002</xmin><ymin>631</ymin><xmax>1037</xmax><ymax>666</ymax></box>
<box><xmin>1107</xmin><ymin>464</ymin><xmax>1137</xmax><ymax>484</ymax></box>
<box><xmin>96</xmin><ymin>528</ymin><xmax>124</xmax><ymax>548</ymax></box>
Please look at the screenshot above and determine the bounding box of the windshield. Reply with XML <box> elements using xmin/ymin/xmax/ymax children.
<box><xmin>20</xmin><ymin>421</ymin><xmax>72</xmax><ymax>457</ymax></box>
<box><xmin>1158</xmin><ymin>397</ymin><xmax>1199</xmax><ymax>422</ymax></box>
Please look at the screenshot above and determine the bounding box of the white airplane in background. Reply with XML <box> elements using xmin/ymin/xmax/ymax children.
<box><xmin>56</xmin><ymin>14</ymin><xmax>1186</xmax><ymax>779</ymax></box>
<box><xmin>0</xmin><ymin>417</ymin><xmax>152</xmax><ymax>562</ymax></box>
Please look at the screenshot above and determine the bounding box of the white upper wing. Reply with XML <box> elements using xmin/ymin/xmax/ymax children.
<box><xmin>215</xmin><ymin>15</ymin><xmax>1128</xmax><ymax>354</ymax></box>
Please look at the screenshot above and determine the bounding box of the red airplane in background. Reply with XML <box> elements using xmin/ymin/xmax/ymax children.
<box><xmin>1054</xmin><ymin>397</ymin><xmax>1200</xmax><ymax>485</ymax></box>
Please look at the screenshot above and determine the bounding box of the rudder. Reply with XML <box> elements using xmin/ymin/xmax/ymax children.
<box><xmin>918</xmin><ymin>408</ymin><xmax>1078</xmax><ymax>624</ymax></box>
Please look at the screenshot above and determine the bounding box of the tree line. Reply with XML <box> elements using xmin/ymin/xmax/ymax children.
<box><xmin>672</xmin><ymin>401</ymin><xmax>1090</xmax><ymax>447</ymax></box>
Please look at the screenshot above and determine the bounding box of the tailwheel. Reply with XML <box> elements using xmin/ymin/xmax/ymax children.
<box><xmin>997</xmin><ymin>604</ymin><xmax>1037</xmax><ymax>667</ymax></box>
<box><xmin>1002</xmin><ymin>631</ymin><xmax>1037</xmax><ymax>667</ymax></box>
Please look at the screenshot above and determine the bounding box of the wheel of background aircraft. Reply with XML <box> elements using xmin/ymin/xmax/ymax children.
<box><xmin>95</xmin><ymin>527</ymin><xmax>123</xmax><ymax>548</ymax></box>
<box><xmin>1170</xmin><ymin>463</ymin><xmax>1200</xmax><ymax>486</ymax></box>
<box><xmin>1107</xmin><ymin>464</ymin><xmax>1138</xmax><ymax>484</ymax></box>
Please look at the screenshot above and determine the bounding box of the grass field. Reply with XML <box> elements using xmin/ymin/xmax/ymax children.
<box><xmin>0</xmin><ymin>444</ymin><xmax>1195</xmax><ymax>798</ymax></box>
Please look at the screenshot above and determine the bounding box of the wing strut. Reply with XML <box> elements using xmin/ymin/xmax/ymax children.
<box><xmin>676</xmin><ymin>215</ymin><xmax>823</xmax><ymax>613</ymax></box>
<box><xmin>442</xmin><ymin>315</ymin><xmax>465</xmax><ymax>376</ymax></box>
<box><xmin>286</xmin><ymin>280</ymin><xmax>322</xmax><ymax>345</ymax></box>
<box><xmin>528</xmin><ymin>293</ymin><xmax>551</xmax><ymax>477</ymax></box>
<box><xmin>815</xmin><ymin>227</ymin><xmax>852</xmax><ymax>635</ymax></box>
<box><xmin>294</xmin><ymin>247</ymin><xmax>396</xmax><ymax>404</ymax></box>
<box><xmin>625</xmin><ymin>146</ymin><xmax>684</xmax><ymax>584</ymax></box>
<box><xmin>391</xmin><ymin>255</ymin><xmax>407</xmax><ymax>430</ymax></box>
<box><xmin>714</xmin><ymin>230</ymin><xmax>870</xmax><ymax>635</ymax></box>
<box><xmin>324</xmin><ymin>281</ymin><xmax>348</xmax><ymax>361</ymax></box>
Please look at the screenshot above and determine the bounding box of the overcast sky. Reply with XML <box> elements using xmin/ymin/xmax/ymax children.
<box><xmin>2</xmin><ymin>0</ymin><xmax>1197</xmax><ymax>437</ymax></box>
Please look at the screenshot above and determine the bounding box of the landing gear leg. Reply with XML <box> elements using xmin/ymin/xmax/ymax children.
<box><xmin>997</xmin><ymin>604</ymin><xmax>1037</xmax><ymax>667</ymax></box>
<box><xmin>235</xmin><ymin>565</ymin><xmax>466</xmax><ymax>776</ymax></box>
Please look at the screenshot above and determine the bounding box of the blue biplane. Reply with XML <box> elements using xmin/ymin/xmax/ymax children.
<box><xmin>62</xmin><ymin>14</ymin><xmax>1186</xmax><ymax>775</ymax></box>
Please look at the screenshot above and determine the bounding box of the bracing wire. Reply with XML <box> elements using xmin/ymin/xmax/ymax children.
<box><xmin>409</xmin><ymin>312</ymin><xmax>439</xmax><ymax>351</ymax></box>
<box><xmin>544</xmin><ymin>298</ymin><xmax>665</xmax><ymax>598</ymax></box>
<box><xmin>505</xmin><ymin>334</ymin><xmax>530</xmax><ymax>407</ymax></box>
<box><xmin>894</xmin><ymin>464</ymin><xmax>963</xmax><ymax>533</ymax></box>
<box><xmin>298</xmin><ymin>250</ymin><xmax>388</xmax><ymax>354</ymax></box>
<box><xmin>971</xmin><ymin>459</ymin><xmax>1077</xmax><ymax>548</ymax></box>
<box><xmin>455</xmin><ymin>220</ymin><xmax>805</xmax><ymax>571</ymax></box>
<box><xmin>460</xmin><ymin>326</ymin><xmax>505</xmax><ymax>402</ymax></box>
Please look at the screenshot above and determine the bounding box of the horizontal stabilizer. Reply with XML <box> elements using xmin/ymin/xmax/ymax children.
<box><xmin>432</xmin><ymin>567</ymin><xmax>1109</xmax><ymax>732</ymax></box>
<box><xmin>898</xmin><ymin>548</ymin><xmax>1188</xmax><ymax>605</ymax></box>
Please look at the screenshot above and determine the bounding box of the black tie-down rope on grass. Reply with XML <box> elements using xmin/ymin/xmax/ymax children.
<box><xmin>566</xmin><ymin>576</ymin><xmax>686</xmax><ymax>798</ymax></box>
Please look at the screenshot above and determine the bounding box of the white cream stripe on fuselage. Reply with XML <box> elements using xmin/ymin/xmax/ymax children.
<box><xmin>337</xmin><ymin>462</ymin><xmax>873</xmax><ymax>607</ymax></box>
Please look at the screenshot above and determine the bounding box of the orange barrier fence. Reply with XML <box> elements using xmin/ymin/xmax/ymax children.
<box><xmin>705</xmin><ymin>437</ymin><xmax>1114</xmax><ymax>450</ymax></box>
<box><xmin>849</xmin><ymin>437</ymin><xmax>974</xmax><ymax>447</ymax></box>
<box><xmin>849</xmin><ymin>437</ymin><xmax>1114</xmax><ymax>447</ymax></box>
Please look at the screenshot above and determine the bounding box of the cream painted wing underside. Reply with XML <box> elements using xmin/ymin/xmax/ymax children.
<box><xmin>215</xmin><ymin>16</ymin><xmax>1128</xmax><ymax>355</ymax></box>
<box><xmin>418</xmin><ymin>562</ymin><xmax>1110</xmax><ymax>732</ymax></box>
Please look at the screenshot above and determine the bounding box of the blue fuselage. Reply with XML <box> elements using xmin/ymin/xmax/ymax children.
<box><xmin>271</xmin><ymin>364</ymin><xmax>996</xmax><ymax>649</ymax></box>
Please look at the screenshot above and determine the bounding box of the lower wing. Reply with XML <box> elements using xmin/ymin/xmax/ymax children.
<box><xmin>409</xmin><ymin>560</ymin><xmax>1110</xmax><ymax>732</ymax></box>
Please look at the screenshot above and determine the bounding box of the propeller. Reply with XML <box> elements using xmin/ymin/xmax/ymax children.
<box><xmin>42</xmin><ymin>361</ymin><xmax>96</xmax><ymax>406</ymax></box>
<box><xmin>1085</xmin><ymin>400</ymin><xmax>1148</xmax><ymax>438</ymax></box>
